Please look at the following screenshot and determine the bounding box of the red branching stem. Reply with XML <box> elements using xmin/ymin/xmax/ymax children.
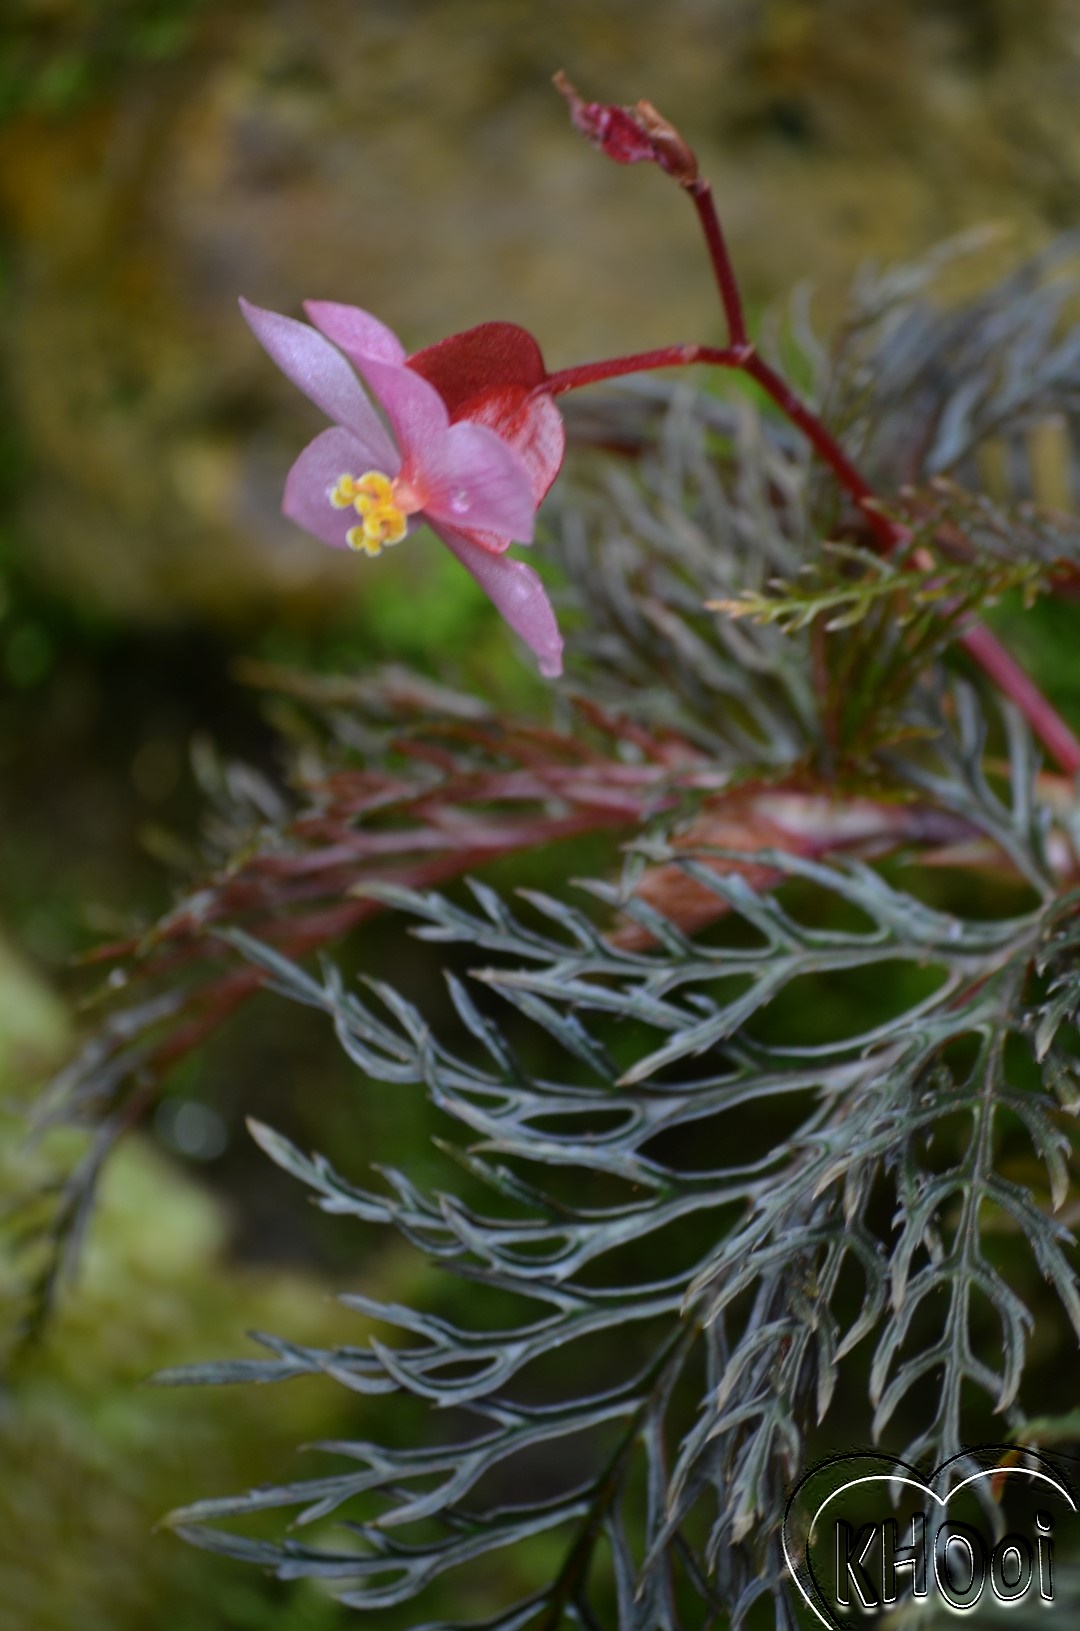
<box><xmin>545</xmin><ymin>345</ymin><xmax>742</xmax><ymax>396</ymax></box>
<box><xmin>959</xmin><ymin>624</ymin><xmax>1080</xmax><ymax>775</ymax></box>
<box><xmin>739</xmin><ymin>357</ymin><xmax>1080</xmax><ymax>773</ymax></box>
<box><xmin>544</xmin><ymin>186</ymin><xmax>1080</xmax><ymax>775</ymax></box>
<box><xmin>547</xmin><ymin>345</ymin><xmax>894</xmax><ymax>553</ymax></box>
<box><xmin>740</xmin><ymin>353</ymin><xmax>898</xmax><ymax>552</ymax></box>
<box><xmin>687</xmin><ymin>177</ymin><xmax>749</xmax><ymax>348</ymax></box>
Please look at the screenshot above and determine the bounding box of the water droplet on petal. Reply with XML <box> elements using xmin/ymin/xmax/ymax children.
<box><xmin>449</xmin><ymin>488</ymin><xmax>471</xmax><ymax>516</ymax></box>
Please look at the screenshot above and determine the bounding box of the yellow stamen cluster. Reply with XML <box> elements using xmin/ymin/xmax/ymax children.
<box><xmin>330</xmin><ymin>471</ymin><xmax>409</xmax><ymax>556</ymax></box>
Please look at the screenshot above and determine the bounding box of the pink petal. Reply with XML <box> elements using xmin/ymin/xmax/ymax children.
<box><xmin>283</xmin><ymin>426</ymin><xmax>406</xmax><ymax>551</ymax></box>
<box><xmin>240</xmin><ymin>298</ymin><xmax>397</xmax><ymax>470</ymax></box>
<box><xmin>432</xmin><ymin>522</ymin><xmax>563</xmax><ymax>678</ymax></box>
<box><xmin>305</xmin><ymin>301</ymin><xmax>450</xmax><ymax>458</ymax></box>
<box><xmin>419</xmin><ymin>422</ymin><xmax>536</xmax><ymax>543</ymax></box>
<box><xmin>457</xmin><ymin>386</ymin><xmax>565</xmax><ymax>507</ymax></box>
<box><xmin>304</xmin><ymin>301</ymin><xmax>407</xmax><ymax>366</ymax></box>
<box><xmin>348</xmin><ymin>354</ymin><xmax>450</xmax><ymax>454</ymax></box>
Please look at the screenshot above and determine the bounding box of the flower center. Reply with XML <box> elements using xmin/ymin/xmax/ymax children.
<box><xmin>329</xmin><ymin>471</ymin><xmax>422</xmax><ymax>556</ymax></box>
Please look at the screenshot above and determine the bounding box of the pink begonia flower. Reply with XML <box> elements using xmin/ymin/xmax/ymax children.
<box><xmin>240</xmin><ymin>299</ymin><xmax>565</xmax><ymax>678</ymax></box>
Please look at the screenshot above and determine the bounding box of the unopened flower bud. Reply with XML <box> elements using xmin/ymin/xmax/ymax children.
<box><xmin>553</xmin><ymin>71</ymin><xmax>699</xmax><ymax>187</ymax></box>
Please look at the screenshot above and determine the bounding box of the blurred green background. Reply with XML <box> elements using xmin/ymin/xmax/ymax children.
<box><xmin>4</xmin><ymin>1</ymin><xmax>1080</xmax><ymax>1627</ymax></box>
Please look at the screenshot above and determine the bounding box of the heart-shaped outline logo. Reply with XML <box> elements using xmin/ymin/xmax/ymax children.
<box><xmin>782</xmin><ymin>1445</ymin><xmax>1077</xmax><ymax>1628</ymax></box>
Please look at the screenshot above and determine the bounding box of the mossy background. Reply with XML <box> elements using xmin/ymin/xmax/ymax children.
<box><xmin>4</xmin><ymin>1</ymin><xmax>1080</xmax><ymax>1626</ymax></box>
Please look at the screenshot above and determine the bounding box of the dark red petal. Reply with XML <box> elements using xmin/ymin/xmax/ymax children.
<box><xmin>407</xmin><ymin>322</ymin><xmax>548</xmax><ymax>417</ymax></box>
<box><xmin>457</xmin><ymin>385</ymin><xmax>565</xmax><ymax>508</ymax></box>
